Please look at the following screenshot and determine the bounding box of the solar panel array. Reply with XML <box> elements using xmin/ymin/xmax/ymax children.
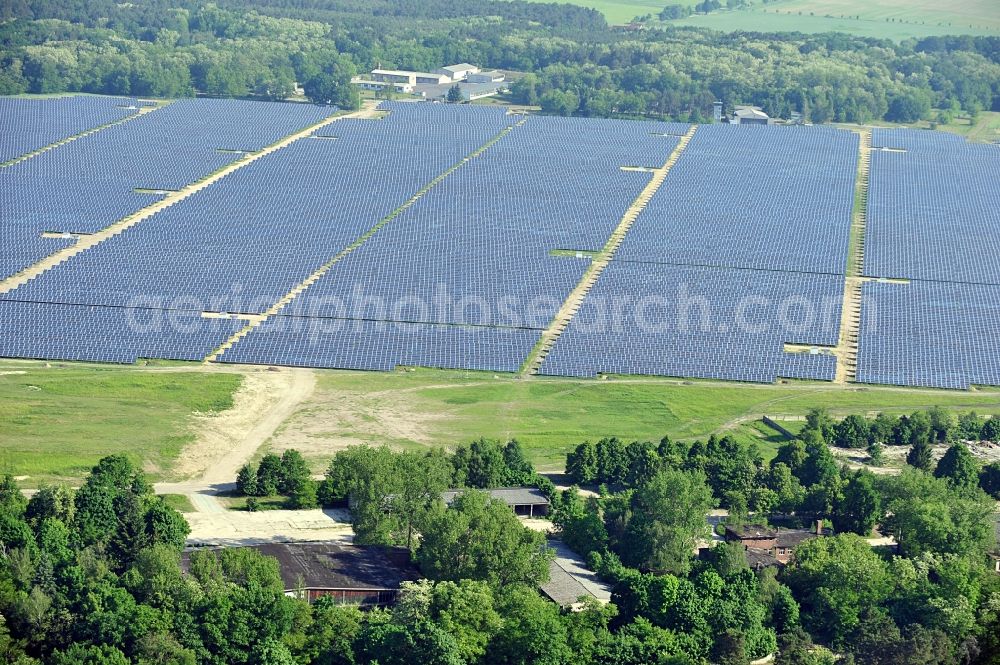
<box><xmin>4</xmin><ymin>103</ymin><xmax>515</xmax><ymax>314</ymax></box>
<box><xmin>273</xmin><ymin>114</ymin><xmax>683</xmax><ymax>330</ymax></box>
<box><xmin>219</xmin><ymin>318</ymin><xmax>540</xmax><ymax>373</ymax></box>
<box><xmin>858</xmin><ymin>129</ymin><xmax>1000</xmax><ymax>389</ymax></box>
<box><xmin>866</xmin><ymin>129</ymin><xmax>1000</xmax><ymax>284</ymax></box>
<box><xmin>539</xmin><ymin>262</ymin><xmax>842</xmax><ymax>382</ymax></box>
<box><xmin>0</xmin><ymin>95</ymin><xmax>138</xmax><ymax>164</ymax></box>
<box><xmin>215</xmin><ymin>113</ymin><xmax>685</xmax><ymax>370</ymax></box>
<box><xmin>0</xmin><ymin>236</ymin><xmax>75</xmax><ymax>285</ymax></box>
<box><xmin>482</xmin><ymin>115</ymin><xmax>688</xmax><ymax>250</ymax></box>
<box><xmin>617</xmin><ymin>124</ymin><xmax>858</xmax><ymax>274</ymax></box>
<box><xmin>0</xmin><ymin>301</ymin><xmax>243</xmax><ymax>364</ymax></box>
<box><xmin>857</xmin><ymin>280</ymin><xmax>1000</xmax><ymax>389</ymax></box>
<box><xmin>0</xmin><ymin>98</ymin><xmax>337</xmax><ymax>280</ymax></box>
<box><xmin>8</xmin><ymin>96</ymin><xmax>996</xmax><ymax>388</ymax></box>
<box><xmin>537</xmin><ymin>123</ymin><xmax>858</xmax><ymax>382</ymax></box>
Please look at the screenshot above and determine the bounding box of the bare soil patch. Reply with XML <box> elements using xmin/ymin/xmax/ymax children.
<box><xmin>173</xmin><ymin>368</ymin><xmax>316</xmax><ymax>482</ymax></box>
<box><xmin>265</xmin><ymin>382</ymin><xmax>444</xmax><ymax>469</ymax></box>
<box><xmin>184</xmin><ymin>508</ymin><xmax>353</xmax><ymax>546</ymax></box>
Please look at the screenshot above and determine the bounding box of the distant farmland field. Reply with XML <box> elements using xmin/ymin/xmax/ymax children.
<box><xmin>554</xmin><ymin>0</ymin><xmax>1000</xmax><ymax>37</ymax></box>
<box><xmin>547</xmin><ymin>0</ymin><xmax>684</xmax><ymax>24</ymax></box>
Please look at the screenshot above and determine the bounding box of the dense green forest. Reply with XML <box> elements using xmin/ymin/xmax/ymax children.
<box><xmin>1</xmin><ymin>0</ymin><xmax>999</xmax><ymax>122</ymax></box>
<box><xmin>1</xmin><ymin>408</ymin><xmax>998</xmax><ymax>664</ymax></box>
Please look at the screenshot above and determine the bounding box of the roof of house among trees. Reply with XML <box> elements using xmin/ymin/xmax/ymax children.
<box><xmin>183</xmin><ymin>543</ymin><xmax>420</xmax><ymax>592</ymax></box>
<box><xmin>441</xmin><ymin>487</ymin><xmax>550</xmax><ymax>507</ymax></box>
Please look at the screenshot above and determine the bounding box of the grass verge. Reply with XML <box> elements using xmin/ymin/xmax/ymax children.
<box><xmin>0</xmin><ymin>362</ymin><xmax>242</xmax><ymax>484</ymax></box>
<box><xmin>158</xmin><ymin>494</ymin><xmax>196</xmax><ymax>513</ymax></box>
<box><xmin>277</xmin><ymin>367</ymin><xmax>1000</xmax><ymax>471</ymax></box>
<box><xmin>220</xmin><ymin>495</ymin><xmax>289</xmax><ymax>511</ymax></box>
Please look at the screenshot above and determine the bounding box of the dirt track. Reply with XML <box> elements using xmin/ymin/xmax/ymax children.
<box><xmin>171</xmin><ymin>367</ymin><xmax>316</xmax><ymax>483</ymax></box>
<box><xmin>156</xmin><ymin>367</ymin><xmax>320</xmax><ymax>538</ymax></box>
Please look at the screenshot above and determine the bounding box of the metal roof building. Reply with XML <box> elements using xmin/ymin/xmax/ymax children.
<box><xmin>434</xmin><ymin>63</ymin><xmax>480</xmax><ymax>81</ymax></box>
<box><xmin>182</xmin><ymin>542</ymin><xmax>420</xmax><ymax>605</ymax></box>
<box><xmin>360</xmin><ymin>486</ymin><xmax>551</xmax><ymax>517</ymax></box>
<box><xmin>732</xmin><ymin>106</ymin><xmax>771</xmax><ymax>125</ymax></box>
<box><xmin>441</xmin><ymin>486</ymin><xmax>551</xmax><ymax>516</ymax></box>
<box><xmin>540</xmin><ymin>539</ymin><xmax>612</xmax><ymax>608</ymax></box>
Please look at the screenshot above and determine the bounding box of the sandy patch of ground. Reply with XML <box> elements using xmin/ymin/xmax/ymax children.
<box><xmin>830</xmin><ymin>439</ymin><xmax>1000</xmax><ymax>475</ymax></box>
<box><xmin>172</xmin><ymin>367</ymin><xmax>316</xmax><ymax>482</ymax></box>
<box><xmin>265</xmin><ymin>382</ymin><xmax>445</xmax><ymax>466</ymax></box>
<box><xmin>184</xmin><ymin>508</ymin><xmax>353</xmax><ymax>546</ymax></box>
<box><xmin>520</xmin><ymin>517</ymin><xmax>555</xmax><ymax>534</ymax></box>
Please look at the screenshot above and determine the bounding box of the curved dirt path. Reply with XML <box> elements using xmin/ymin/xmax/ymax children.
<box><xmin>169</xmin><ymin>367</ymin><xmax>317</xmax><ymax>484</ymax></box>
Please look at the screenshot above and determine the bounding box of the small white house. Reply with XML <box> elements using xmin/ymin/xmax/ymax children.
<box><xmin>352</xmin><ymin>78</ymin><xmax>415</xmax><ymax>94</ymax></box>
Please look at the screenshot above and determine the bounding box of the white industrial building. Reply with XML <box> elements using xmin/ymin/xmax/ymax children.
<box><xmin>369</xmin><ymin>69</ymin><xmax>450</xmax><ymax>86</ymax></box>
<box><xmin>353</xmin><ymin>64</ymin><xmax>506</xmax><ymax>101</ymax></box>
<box><xmin>434</xmin><ymin>64</ymin><xmax>480</xmax><ymax>81</ymax></box>
<box><xmin>352</xmin><ymin>79</ymin><xmax>415</xmax><ymax>94</ymax></box>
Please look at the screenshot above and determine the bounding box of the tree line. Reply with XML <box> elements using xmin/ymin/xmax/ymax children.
<box><xmin>565</xmin><ymin>408</ymin><xmax>1000</xmax><ymax>504</ymax></box>
<box><xmin>316</xmin><ymin>438</ymin><xmax>546</xmax><ymax>546</ymax></box>
<box><xmin>235</xmin><ymin>439</ymin><xmax>553</xmax><ymax>580</ymax></box>
<box><xmin>1</xmin><ymin>1</ymin><xmax>998</xmax><ymax>124</ymax></box>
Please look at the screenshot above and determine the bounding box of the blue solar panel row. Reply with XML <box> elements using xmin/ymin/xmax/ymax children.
<box><xmin>865</xmin><ymin>129</ymin><xmax>1000</xmax><ymax>284</ymax></box>
<box><xmin>539</xmin><ymin>262</ymin><xmax>843</xmax><ymax>382</ymax></box>
<box><xmin>218</xmin><ymin>317</ymin><xmax>540</xmax><ymax>373</ymax></box>
<box><xmin>3</xmin><ymin>102</ymin><xmax>517</xmax><ymax>315</ymax></box>
<box><xmin>616</xmin><ymin>124</ymin><xmax>858</xmax><ymax>274</ymax></box>
<box><xmin>0</xmin><ymin>98</ymin><xmax>338</xmax><ymax>281</ymax></box>
<box><xmin>0</xmin><ymin>301</ymin><xmax>244</xmax><ymax>364</ymax></box>
<box><xmin>288</xmin><ymin>243</ymin><xmax>587</xmax><ymax>330</ymax></box>
<box><xmin>478</xmin><ymin>115</ymin><xmax>686</xmax><ymax>250</ymax></box>
<box><xmin>0</xmin><ymin>234</ymin><xmax>74</xmax><ymax>282</ymax></box>
<box><xmin>289</xmin><ymin>114</ymin><xmax>684</xmax><ymax>330</ymax></box>
<box><xmin>0</xmin><ymin>95</ymin><xmax>139</xmax><ymax>164</ymax></box>
<box><xmin>856</xmin><ymin>280</ymin><xmax>1000</xmax><ymax>390</ymax></box>
<box><xmin>870</xmin><ymin>127</ymin><xmax>969</xmax><ymax>152</ymax></box>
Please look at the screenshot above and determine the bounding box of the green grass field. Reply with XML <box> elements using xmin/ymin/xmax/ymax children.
<box><xmin>835</xmin><ymin>112</ymin><xmax>1000</xmax><ymax>144</ymax></box>
<box><xmin>298</xmin><ymin>368</ymin><xmax>1000</xmax><ymax>470</ymax></box>
<box><xmin>551</xmin><ymin>0</ymin><xmax>1000</xmax><ymax>36</ymax></box>
<box><xmin>0</xmin><ymin>362</ymin><xmax>242</xmax><ymax>484</ymax></box>
<box><xmin>748</xmin><ymin>0</ymin><xmax>1000</xmax><ymax>32</ymax></box>
<box><xmin>159</xmin><ymin>494</ymin><xmax>196</xmax><ymax>513</ymax></box>
<box><xmin>5</xmin><ymin>362</ymin><xmax>1000</xmax><ymax>481</ymax></box>
<box><xmin>668</xmin><ymin>10</ymin><xmax>999</xmax><ymax>40</ymax></box>
<box><xmin>907</xmin><ymin>112</ymin><xmax>1000</xmax><ymax>144</ymax></box>
<box><xmin>549</xmin><ymin>0</ymin><xmax>680</xmax><ymax>23</ymax></box>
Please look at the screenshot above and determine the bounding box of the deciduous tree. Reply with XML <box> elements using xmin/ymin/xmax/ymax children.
<box><xmin>782</xmin><ymin>534</ymin><xmax>891</xmax><ymax>644</ymax></box>
<box><xmin>880</xmin><ymin>469</ymin><xmax>995</xmax><ymax>558</ymax></box>
<box><xmin>416</xmin><ymin>491</ymin><xmax>551</xmax><ymax>588</ymax></box>
<box><xmin>833</xmin><ymin>470</ymin><xmax>881</xmax><ymax>536</ymax></box>
<box><xmin>933</xmin><ymin>443</ymin><xmax>979</xmax><ymax>490</ymax></box>
<box><xmin>624</xmin><ymin>469</ymin><xmax>714</xmax><ymax>575</ymax></box>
